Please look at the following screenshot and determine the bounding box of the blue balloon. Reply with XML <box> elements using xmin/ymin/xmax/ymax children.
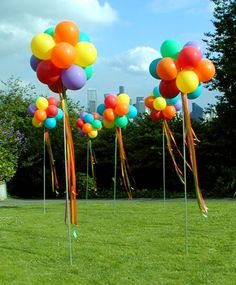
<box><xmin>153</xmin><ymin>86</ymin><xmax>161</xmax><ymax>97</ymax></box>
<box><xmin>149</xmin><ymin>58</ymin><xmax>161</xmax><ymax>79</ymax></box>
<box><xmin>166</xmin><ymin>96</ymin><xmax>179</xmax><ymax>105</ymax></box>
<box><xmin>187</xmin><ymin>84</ymin><xmax>202</xmax><ymax>100</ymax></box>
<box><xmin>28</xmin><ymin>103</ymin><xmax>37</xmax><ymax>116</ymax></box>
<box><xmin>127</xmin><ymin>105</ymin><xmax>138</xmax><ymax>119</ymax></box>
<box><xmin>79</xmin><ymin>32</ymin><xmax>91</xmax><ymax>42</ymax></box>
<box><xmin>55</xmin><ymin>108</ymin><xmax>64</xmax><ymax>121</ymax></box>
<box><xmin>84</xmin><ymin>113</ymin><xmax>94</xmax><ymax>124</ymax></box>
<box><xmin>97</xmin><ymin>104</ymin><xmax>106</xmax><ymax>116</ymax></box>
<box><xmin>30</xmin><ymin>55</ymin><xmax>41</xmax><ymax>72</ymax></box>
<box><xmin>44</xmin><ymin>118</ymin><xmax>57</xmax><ymax>129</ymax></box>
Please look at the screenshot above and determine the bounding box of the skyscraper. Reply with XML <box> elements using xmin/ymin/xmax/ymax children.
<box><xmin>87</xmin><ymin>88</ymin><xmax>97</xmax><ymax>113</ymax></box>
<box><xmin>135</xmin><ymin>97</ymin><xmax>146</xmax><ymax>114</ymax></box>
<box><xmin>190</xmin><ymin>102</ymin><xmax>203</xmax><ymax>122</ymax></box>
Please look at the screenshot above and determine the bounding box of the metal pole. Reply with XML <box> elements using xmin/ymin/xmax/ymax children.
<box><xmin>162</xmin><ymin>127</ymin><xmax>166</xmax><ymax>203</ymax></box>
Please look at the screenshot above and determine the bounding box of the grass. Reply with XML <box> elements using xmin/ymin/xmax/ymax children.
<box><xmin>0</xmin><ymin>199</ymin><xmax>235</xmax><ymax>285</ymax></box>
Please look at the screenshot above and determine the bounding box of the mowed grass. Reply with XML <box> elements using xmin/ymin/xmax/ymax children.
<box><xmin>0</xmin><ymin>199</ymin><xmax>235</xmax><ymax>285</ymax></box>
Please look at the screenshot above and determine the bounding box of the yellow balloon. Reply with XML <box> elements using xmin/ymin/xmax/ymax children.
<box><xmin>103</xmin><ymin>119</ymin><xmax>114</xmax><ymax>129</ymax></box>
<box><xmin>74</xmin><ymin>42</ymin><xmax>97</xmax><ymax>67</ymax></box>
<box><xmin>88</xmin><ymin>130</ymin><xmax>98</xmax><ymax>139</ymax></box>
<box><xmin>117</xmin><ymin>93</ymin><xmax>130</xmax><ymax>105</ymax></box>
<box><xmin>153</xmin><ymin>97</ymin><xmax>166</xmax><ymax>111</ymax></box>
<box><xmin>32</xmin><ymin>118</ymin><xmax>43</xmax><ymax>128</ymax></box>
<box><xmin>176</xmin><ymin>70</ymin><xmax>199</xmax><ymax>94</ymax></box>
<box><xmin>36</xmin><ymin>97</ymin><xmax>48</xmax><ymax>110</ymax></box>
<box><xmin>31</xmin><ymin>33</ymin><xmax>55</xmax><ymax>60</ymax></box>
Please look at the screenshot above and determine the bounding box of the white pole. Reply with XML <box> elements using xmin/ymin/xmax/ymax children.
<box><xmin>113</xmin><ymin>134</ymin><xmax>118</xmax><ymax>201</ymax></box>
<box><xmin>162</xmin><ymin>127</ymin><xmax>166</xmax><ymax>203</ymax></box>
<box><xmin>43</xmin><ymin>130</ymin><xmax>46</xmax><ymax>213</ymax></box>
<box><xmin>86</xmin><ymin>140</ymin><xmax>90</xmax><ymax>201</ymax></box>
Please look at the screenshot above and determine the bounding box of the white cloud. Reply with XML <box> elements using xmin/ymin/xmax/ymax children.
<box><xmin>100</xmin><ymin>46</ymin><xmax>161</xmax><ymax>73</ymax></box>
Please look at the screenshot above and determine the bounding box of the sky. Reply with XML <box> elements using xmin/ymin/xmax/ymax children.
<box><xmin>0</xmin><ymin>0</ymin><xmax>218</xmax><ymax>110</ymax></box>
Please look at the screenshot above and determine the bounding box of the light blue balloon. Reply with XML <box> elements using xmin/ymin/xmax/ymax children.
<box><xmin>127</xmin><ymin>105</ymin><xmax>138</xmax><ymax>119</ymax></box>
<box><xmin>55</xmin><ymin>108</ymin><xmax>64</xmax><ymax>121</ymax></box>
<box><xmin>44</xmin><ymin>118</ymin><xmax>57</xmax><ymax>129</ymax></box>
<box><xmin>79</xmin><ymin>32</ymin><xmax>91</xmax><ymax>42</ymax></box>
<box><xmin>166</xmin><ymin>96</ymin><xmax>179</xmax><ymax>105</ymax></box>
<box><xmin>97</xmin><ymin>104</ymin><xmax>106</xmax><ymax>116</ymax></box>
<box><xmin>149</xmin><ymin>58</ymin><xmax>161</xmax><ymax>79</ymax></box>
<box><xmin>187</xmin><ymin>84</ymin><xmax>202</xmax><ymax>100</ymax></box>
<box><xmin>153</xmin><ymin>86</ymin><xmax>161</xmax><ymax>97</ymax></box>
<box><xmin>84</xmin><ymin>113</ymin><xmax>94</xmax><ymax>124</ymax></box>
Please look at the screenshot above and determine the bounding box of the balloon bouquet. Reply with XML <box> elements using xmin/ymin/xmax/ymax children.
<box><xmin>76</xmin><ymin>111</ymin><xmax>102</xmax><ymax>199</ymax></box>
<box><xmin>30</xmin><ymin>20</ymin><xmax>97</xmax><ymax>231</ymax></box>
<box><xmin>149</xmin><ymin>39</ymin><xmax>215</xmax><ymax>216</ymax></box>
<box><xmin>97</xmin><ymin>93</ymin><xmax>138</xmax><ymax>200</ymax></box>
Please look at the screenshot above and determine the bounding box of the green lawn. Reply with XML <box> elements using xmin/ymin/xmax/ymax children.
<box><xmin>0</xmin><ymin>199</ymin><xmax>235</xmax><ymax>285</ymax></box>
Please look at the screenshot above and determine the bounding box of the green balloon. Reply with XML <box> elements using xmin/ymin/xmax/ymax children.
<box><xmin>160</xmin><ymin>39</ymin><xmax>183</xmax><ymax>60</ymax></box>
<box><xmin>44</xmin><ymin>26</ymin><xmax>55</xmax><ymax>37</ymax></box>
<box><xmin>92</xmin><ymin>120</ymin><xmax>102</xmax><ymax>130</ymax></box>
<box><xmin>115</xmin><ymin>116</ymin><xmax>128</xmax><ymax>128</ymax></box>
<box><xmin>84</xmin><ymin>65</ymin><xmax>93</xmax><ymax>80</ymax></box>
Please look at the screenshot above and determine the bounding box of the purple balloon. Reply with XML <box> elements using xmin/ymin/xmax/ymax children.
<box><xmin>61</xmin><ymin>65</ymin><xmax>86</xmax><ymax>90</ymax></box>
<box><xmin>174</xmin><ymin>100</ymin><xmax>182</xmax><ymax>112</ymax></box>
<box><xmin>30</xmin><ymin>55</ymin><xmax>41</xmax><ymax>72</ymax></box>
<box><xmin>80</xmin><ymin>111</ymin><xmax>88</xmax><ymax>121</ymax></box>
<box><xmin>79</xmin><ymin>128</ymin><xmax>87</xmax><ymax>137</ymax></box>
<box><xmin>184</xmin><ymin>41</ymin><xmax>203</xmax><ymax>57</ymax></box>
<box><xmin>28</xmin><ymin>103</ymin><xmax>37</xmax><ymax>116</ymax></box>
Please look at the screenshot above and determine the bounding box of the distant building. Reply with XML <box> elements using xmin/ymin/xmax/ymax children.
<box><xmin>118</xmin><ymin>86</ymin><xmax>125</xmax><ymax>94</ymax></box>
<box><xmin>134</xmin><ymin>97</ymin><xmax>146</xmax><ymax>114</ymax></box>
<box><xmin>87</xmin><ymin>88</ymin><xmax>97</xmax><ymax>113</ymax></box>
<box><xmin>190</xmin><ymin>103</ymin><xmax>203</xmax><ymax>122</ymax></box>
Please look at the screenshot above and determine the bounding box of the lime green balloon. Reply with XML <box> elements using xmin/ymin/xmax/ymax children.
<box><xmin>160</xmin><ymin>39</ymin><xmax>183</xmax><ymax>59</ymax></box>
<box><xmin>44</xmin><ymin>26</ymin><xmax>55</xmax><ymax>37</ymax></box>
<box><xmin>176</xmin><ymin>70</ymin><xmax>199</xmax><ymax>94</ymax></box>
<box><xmin>31</xmin><ymin>33</ymin><xmax>55</xmax><ymax>60</ymax></box>
<box><xmin>92</xmin><ymin>119</ymin><xmax>102</xmax><ymax>129</ymax></box>
<box><xmin>153</xmin><ymin>97</ymin><xmax>166</xmax><ymax>111</ymax></box>
<box><xmin>84</xmin><ymin>65</ymin><xmax>93</xmax><ymax>80</ymax></box>
<box><xmin>115</xmin><ymin>116</ymin><xmax>128</xmax><ymax>128</ymax></box>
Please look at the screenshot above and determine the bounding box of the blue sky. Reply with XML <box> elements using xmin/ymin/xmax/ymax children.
<box><xmin>0</xmin><ymin>0</ymin><xmax>217</xmax><ymax>110</ymax></box>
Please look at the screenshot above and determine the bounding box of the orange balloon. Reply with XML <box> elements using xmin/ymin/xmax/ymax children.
<box><xmin>51</xmin><ymin>43</ymin><xmax>76</xmax><ymax>69</ymax></box>
<box><xmin>162</xmin><ymin>105</ymin><xmax>176</xmax><ymax>120</ymax></box>
<box><xmin>34</xmin><ymin>110</ymin><xmax>47</xmax><ymax>122</ymax></box>
<box><xmin>194</xmin><ymin>59</ymin><xmax>215</xmax><ymax>82</ymax></box>
<box><xmin>103</xmin><ymin>108</ymin><xmax>116</xmax><ymax>121</ymax></box>
<box><xmin>114</xmin><ymin>103</ymin><xmax>129</xmax><ymax>116</ymax></box>
<box><xmin>82</xmin><ymin>123</ymin><xmax>92</xmax><ymax>134</ymax></box>
<box><xmin>54</xmin><ymin>20</ymin><xmax>79</xmax><ymax>46</ymax></box>
<box><xmin>145</xmin><ymin>95</ymin><xmax>155</xmax><ymax>109</ymax></box>
<box><xmin>157</xmin><ymin>57</ymin><xmax>179</xmax><ymax>81</ymax></box>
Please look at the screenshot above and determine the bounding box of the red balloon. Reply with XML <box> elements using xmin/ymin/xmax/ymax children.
<box><xmin>104</xmin><ymin>94</ymin><xmax>117</xmax><ymax>108</ymax></box>
<box><xmin>76</xmin><ymin>118</ymin><xmax>84</xmax><ymax>129</ymax></box>
<box><xmin>162</xmin><ymin>105</ymin><xmax>176</xmax><ymax>120</ymax></box>
<box><xmin>36</xmin><ymin>60</ymin><xmax>61</xmax><ymax>85</ymax></box>
<box><xmin>46</xmin><ymin>105</ymin><xmax>58</xmax><ymax>117</ymax></box>
<box><xmin>150</xmin><ymin>109</ymin><xmax>163</xmax><ymax>121</ymax></box>
<box><xmin>177</xmin><ymin>46</ymin><xmax>202</xmax><ymax>69</ymax></box>
<box><xmin>48</xmin><ymin>78</ymin><xmax>65</xmax><ymax>94</ymax></box>
<box><xmin>92</xmin><ymin>112</ymin><xmax>99</xmax><ymax>120</ymax></box>
<box><xmin>47</xmin><ymin>97</ymin><xmax>58</xmax><ymax>107</ymax></box>
<box><xmin>159</xmin><ymin>80</ymin><xmax>179</xmax><ymax>99</ymax></box>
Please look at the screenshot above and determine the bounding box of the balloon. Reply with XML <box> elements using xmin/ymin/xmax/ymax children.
<box><xmin>92</xmin><ymin>112</ymin><xmax>99</xmax><ymax>120</ymax></box>
<box><xmin>28</xmin><ymin>103</ymin><xmax>37</xmax><ymax>116</ymax></box>
<box><xmin>34</xmin><ymin>109</ymin><xmax>47</xmax><ymax>122</ymax></box>
<box><xmin>79</xmin><ymin>32</ymin><xmax>91</xmax><ymax>42</ymax></box>
<box><xmin>55</xmin><ymin>108</ymin><xmax>64</xmax><ymax>120</ymax></box>
<box><xmin>54</xmin><ymin>20</ymin><xmax>79</xmax><ymax>46</ymax></box>
<box><xmin>162</xmin><ymin>105</ymin><xmax>176</xmax><ymax>120</ymax></box>
<box><xmin>153</xmin><ymin>86</ymin><xmax>161</xmax><ymax>97</ymax></box>
<box><xmin>127</xmin><ymin>105</ymin><xmax>138</xmax><ymax>119</ymax></box>
<box><xmin>44</xmin><ymin>117</ymin><xmax>57</xmax><ymax>129</ymax></box>
<box><xmin>36</xmin><ymin>97</ymin><xmax>48</xmax><ymax>110</ymax></box>
<box><xmin>159</xmin><ymin>80</ymin><xmax>179</xmax><ymax>99</ymax></box>
<box><xmin>187</xmin><ymin>84</ymin><xmax>203</xmax><ymax>100</ymax></box>
<box><xmin>32</xmin><ymin>117</ymin><xmax>43</xmax><ymax>128</ymax></box>
<box><xmin>150</xmin><ymin>109</ymin><xmax>163</xmax><ymax>121</ymax></box>
<box><xmin>80</xmin><ymin>112</ymin><xmax>88</xmax><ymax>121</ymax></box>
<box><xmin>104</xmin><ymin>94</ymin><xmax>117</xmax><ymax>108</ymax></box>
<box><xmin>166</xmin><ymin>96</ymin><xmax>179</xmax><ymax>105</ymax></box>
<box><xmin>82</xmin><ymin>123</ymin><xmax>93</xmax><ymax>134</ymax></box>
<box><xmin>36</xmin><ymin>60</ymin><xmax>61</xmax><ymax>85</ymax></box>
<box><xmin>75</xmin><ymin>42</ymin><xmax>97</xmax><ymax>67</ymax></box>
<box><xmin>51</xmin><ymin>42</ymin><xmax>76</xmax><ymax>69</ymax></box>
<box><xmin>115</xmin><ymin>116</ymin><xmax>128</xmax><ymax>128</ymax></box>
<box><xmin>174</xmin><ymin>100</ymin><xmax>182</xmax><ymax>112</ymax></box>
<box><xmin>144</xmin><ymin>95</ymin><xmax>155</xmax><ymax>109</ymax></box>
<box><xmin>153</xmin><ymin>97</ymin><xmax>167</xmax><ymax>111</ymax></box>
<box><xmin>157</xmin><ymin>57</ymin><xmax>179</xmax><ymax>80</ymax></box>
<box><xmin>194</xmin><ymin>59</ymin><xmax>216</xmax><ymax>82</ymax></box>
<box><xmin>97</xmin><ymin>103</ymin><xmax>106</xmax><ymax>116</ymax></box>
<box><xmin>46</xmin><ymin>105</ymin><xmax>58</xmax><ymax>117</ymax></box>
<box><xmin>76</xmin><ymin>118</ymin><xmax>84</xmax><ymax>128</ymax></box>
<box><xmin>30</xmin><ymin>55</ymin><xmax>41</xmax><ymax>72</ymax></box>
<box><xmin>103</xmin><ymin>119</ymin><xmax>114</xmax><ymax>129</ymax></box>
<box><xmin>44</xmin><ymin>26</ymin><xmax>55</xmax><ymax>37</ymax></box>
<box><xmin>84</xmin><ymin>65</ymin><xmax>93</xmax><ymax>80</ymax></box>
<box><xmin>184</xmin><ymin>41</ymin><xmax>203</xmax><ymax>57</ymax></box>
<box><xmin>177</xmin><ymin>46</ymin><xmax>202</xmax><ymax>69</ymax></box>
<box><xmin>47</xmin><ymin>97</ymin><xmax>58</xmax><ymax>107</ymax></box>
<box><xmin>84</xmin><ymin>113</ymin><xmax>94</xmax><ymax>124</ymax></box>
<box><xmin>48</xmin><ymin>78</ymin><xmax>65</xmax><ymax>94</ymax></box>
<box><xmin>103</xmin><ymin>108</ymin><xmax>116</xmax><ymax>122</ymax></box>
<box><xmin>149</xmin><ymin>58</ymin><xmax>162</xmax><ymax>79</ymax></box>
<box><xmin>61</xmin><ymin>65</ymin><xmax>86</xmax><ymax>90</ymax></box>
<box><xmin>114</xmin><ymin>102</ymin><xmax>129</xmax><ymax>116</ymax></box>
<box><xmin>176</xmin><ymin>70</ymin><xmax>199</xmax><ymax>93</ymax></box>
<box><xmin>117</xmin><ymin>93</ymin><xmax>130</xmax><ymax>105</ymax></box>
<box><xmin>92</xmin><ymin>120</ymin><xmax>102</xmax><ymax>130</ymax></box>
<box><xmin>88</xmin><ymin>130</ymin><xmax>98</xmax><ymax>139</ymax></box>
<box><xmin>160</xmin><ymin>39</ymin><xmax>183</xmax><ymax>59</ymax></box>
<box><xmin>31</xmin><ymin>33</ymin><xmax>55</xmax><ymax>60</ymax></box>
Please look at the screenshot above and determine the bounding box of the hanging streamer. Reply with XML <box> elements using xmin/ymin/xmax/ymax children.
<box><xmin>181</xmin><ymin>93</ymin><xmax>208</xmax><ymax>216</ymax></box>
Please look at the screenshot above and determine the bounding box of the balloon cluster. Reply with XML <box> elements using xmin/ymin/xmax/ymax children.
<box><xmin>149</xmin><ymin>39</ymin><xmax>215</xmax><ymax>100</ymax></box>
<box><xmin>96</xmin><ymin>93</ymin><xmax>138</xmax><ymax>129</ymax></box>
<box><xmin>30</xmin><ymin>20</ymin><xmax>97</xmax><ymax>93</ymax></box>
<box><xmin>145</xmin><ymin>86</ymin><xmax>182</xmax><ymax>121</ymax></box>
<box><xmin>76</xmin><ymin>112</ymin><xmax>102</xmax><ymax>139</ymax></box>
<box><xmin>28</xmin><ymin>96</ymin><xmax>64</xmax><ymax>129</ymax></box>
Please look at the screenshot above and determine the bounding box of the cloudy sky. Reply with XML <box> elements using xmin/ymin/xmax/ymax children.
<box><xmin>0</xmin><ymin>0</ymin><xmax>217</xmax><ymax>109</ymax></box>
